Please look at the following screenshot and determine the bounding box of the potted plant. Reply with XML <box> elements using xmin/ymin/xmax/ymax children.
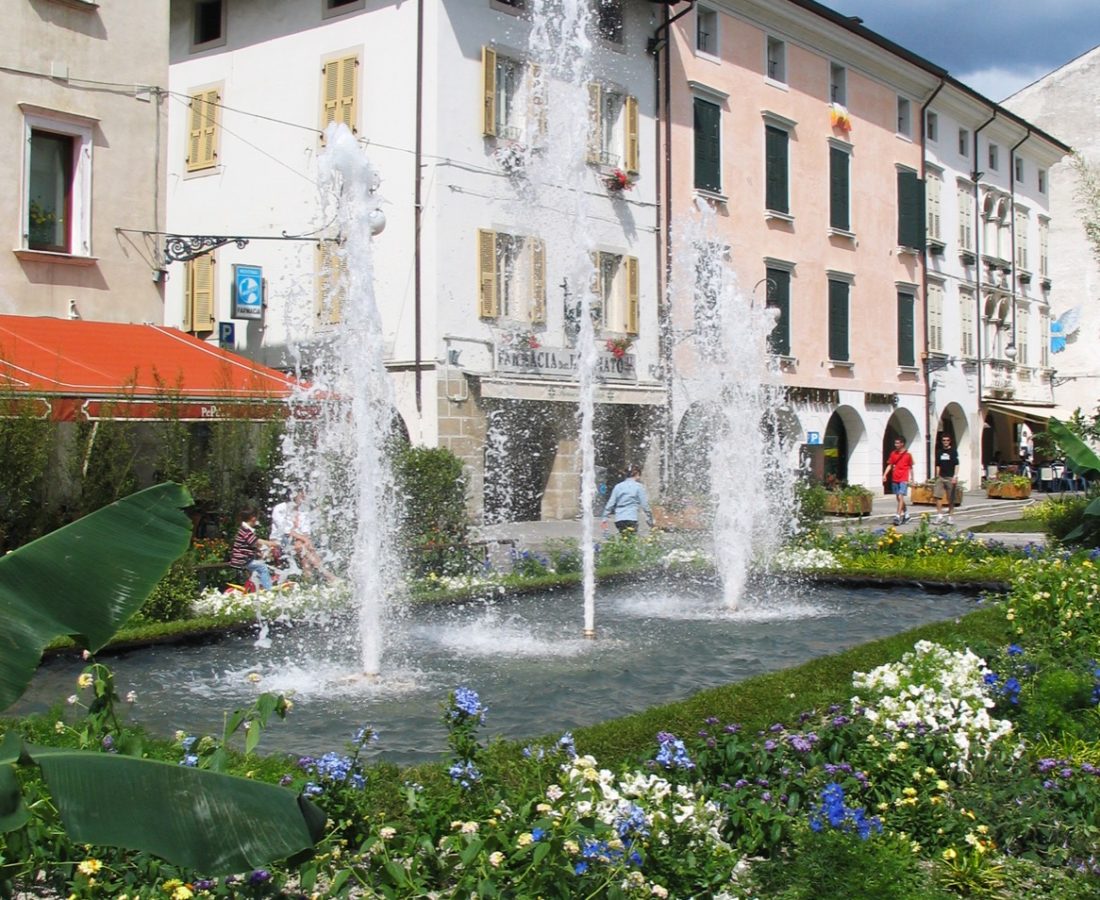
<box><xmin>986</xmin><ymin>473</ymin><xmax>1032</xmax><ymax>499</ymax></box>
<box><xmin>911</xmin><ymin>480</ymin><xmax>965</xmax><ymax>506</ymax></box>
<box><xmin>652</xmin><ymin>489</ymin><xmax>708</xmax><ymax>531</ymax></box>
<box><xmin>604</xmin><ymin>168</ymin><xmax>634</xmax><ymax>193</ymax></box>
<box><xmin>823</xmin><ymin>483</ymin><xmax>874</xmax><ymax>515</ymax></box>
<box><xmin>605</xmin><ymin>337</ymin><xmax>632</xmax><ymax>358</ymax></box>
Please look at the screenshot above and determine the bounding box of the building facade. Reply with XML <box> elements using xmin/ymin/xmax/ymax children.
<box><xmin>0</xmin><ymin>0</ymin><xmax>169</xmax><ymax>323</ymax></box>
<box><xmin>166</xmin><ymin>0</ymin><xmax>663</xmax><ymax>521</ymax></box>
<box><xmin>1005</xmin><ymin>45</ymin><xmax>1100</xmax><ymax>422</ymax></box>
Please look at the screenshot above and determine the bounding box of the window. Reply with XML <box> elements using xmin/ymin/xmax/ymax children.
<box><xmin>1015</xmin><ymin>208</ymin><xmax>1029</xmax><ymax>270</ymax></box>
<box><xmin>477</xmin><ymin>229</ymin><xmax>546</xmax><ymax>323</ymax></box>
<box><xmin>897</xmin><ymin>290</ymin><xmax>915</xmax><ymax>367</ymax></box>
<box><xmin>927</xmin><ymin>281</ymin><xmax>944</xmax><ymax>354</ymax></box>
<box><xmin>482</xmin><ymin>48</ymin><xmax>544</xmax><ymax>142</ymax></box>
<box><xmin>316</xmin><ymin>240</ymin><xmax>347</xmax><ymax>325</ymax></box>
<box><xmin>766</xmin><ymin>266</ymin><xmax>791</xmax><ymax>356</ymax></box>
<box><xmin>324</xmin><ymin>0</ymin><xmax>364</xmax><ymax>16</ymax></box>
<box><xmin>1016</xmin><ymin>303</ymin><xmax>1029</xmax><ymax>365</ymax></box>
<box><xmin>191</xmin><ymin>0</ymin><xmax>225</xmax><ymax>50</ymax></box>
<box><xmin>926</xmin><ymin>169</ymin><xmax>942</xmax><ymax>243</ymax></box>
<box><xmin>696</xmin><ymin>6</ymin><xmax>718</xmax><ymax>56</ymax></box>
<box><xmin>896</xmin><ymin>96</ymin><xmax>911</xmax><ymax>137</ymax></box>
<box><xmin>588</xmin><ymin>84</ymin><xmax>639</xmax><ymax>172</ymax></box>
<box><xmin>829</xmin><ymin>143</ymin><xmax>850</xmax><ymax>232</ymax></box>
<box><xmin>829</xmin><ymin>62</ymin><xmax>846</xmax><ymax>104</ymax></box>
<box><xmin>21</xmin><ymin>108</ymin><xmax>93</xmax><ymax>257</ymax></box>
<box><xmin>594</xmin><ymin>0</ymin><xmax>624</xmax><ymax>44</ymax></box>
<box><xmin>958</xmin><ymin>182</ymin><xmax>974</xmax><ymax>251</ymax></box>
<box><xmin>959</xmin><ymin>289</ymin><xmax>975</xmax><ymax>357</ymax></box>
<box><xmin>958</xmin><ymin>127</ymin><xmax>969</xmax><ymax>157</ymax></box>
<box><xmin>693</xmin><ymin>96</ymin><xmax>721</xmax><ymax>193</ymax></box>
<box><xmin>1039</xmin><ymin>217</ymin><xmax>1049</xmax><ymax>277</ymax></box>
<box><xmin>1014</xmin><ymin>157</ymin><xmax>1024</xmax><ymax>182</ymax></box>
<box><xmin>1038</xmin><ymin>168</ymin><xmax>1047</xmax><ymax>194</ymax></box>
<box><xmin>592</xmin><ymin>250</ymin><xmax>639</xmax><ymax>334</ymax></box>
<box><xmin>764</xmin><ymin>124</ymin><xmax>789</xmax><ymax>215</ymax></box>
<box><xmin>766</xmin><ymin>36</ymin><xmax>786</xmax><ymax>83</ymax></box>
<box><xmin>896</xmin><ymin>168</ymin><xmax>925</xmax><ymax>250</ymax></box>
<box><xmin>186</xmin><ymin>86</ymin><xmax>221</xmax><ymax>172</ymax></box>
<box><xmin>321</xmin><ymin>53</ymin><xmax>358</xmax><ymax>136</ymax></box>
<box><xmin>183</xmin><ymin>252</ymin><xmax>216</xmax><ymax>334</ymax></box>
<box><xmin>988</xmin><ymin>143</ymin><xmax>999</xmax><ymax>171</ymax></box>
<box><xmin>827</xmin><ymin>277</ymin><xmax>850</xmax><ymax>362</ymax></box>
<box><xmin>925</xmin><ymin>110</ymin><xmax>938</xmax><ymax>142</ymax></box>
<box><xmin>1040</xmin><ymin>310</ymin><xmax>1050</xmax><ymax>368</ymax></box>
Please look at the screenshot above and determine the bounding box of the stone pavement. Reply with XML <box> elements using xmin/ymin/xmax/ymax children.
<box><xmin>470</xmin><ymin>488</ymin><xmax>1052</xmax><ymax>556</ymax></box>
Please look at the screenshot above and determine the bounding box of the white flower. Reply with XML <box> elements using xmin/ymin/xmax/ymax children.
<box><xmin>125</xmin><ymin>691</ymin><xmax>137</xmax><ymax>703</ymax></box>
<box><xmin>379</xmin><ymin>827</ymin><xmax>396</xmax><ymax>840</ymax></box>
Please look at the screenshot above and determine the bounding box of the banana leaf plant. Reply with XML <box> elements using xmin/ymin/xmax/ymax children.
<box><xmin>0</xmin><ymin>484</ymin><xmax>324</xmax><ymax>875</ymax></box>
<box><xmin>1047</xmin><ymin>419</ymin><xmax>1100</xmax><ymax>541</ymax></box>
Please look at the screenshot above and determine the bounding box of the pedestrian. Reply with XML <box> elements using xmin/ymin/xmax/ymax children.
<box><xmin>229</xmin><ymin>508</ymin><xmax>279</xmax><ymax>591</ymax></box>
<box><xmin>882</xmin><ymin>437</ymin><xmax>914</xmax><ymax>526</ymax></box>
<box><xmin>271</xmin><ymin>490</ymin><xmax>335</xmax><ymax>583</ymax></box>
<box><xmin>601</xmin><ymin>465</ymin><xmax>654</xmax><ymax>535</ymax></box>
<box><xmin>933</xmin><ymin>434</ymin><xmax>959</xmax><ymax>525</ymax></box>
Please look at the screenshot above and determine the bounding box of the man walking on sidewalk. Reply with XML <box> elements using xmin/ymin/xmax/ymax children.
<box><xmin>933</xmin><ymin>434</ymin><xmax>960</xmax><ymax>525</ymax></box>
<box><xmin>883</xmin><ymin>437</ymin><xmax>914</xmax><ymax>526</ymax></box>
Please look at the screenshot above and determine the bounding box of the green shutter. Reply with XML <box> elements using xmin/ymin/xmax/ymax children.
<box><xmin>897</xmin><ymin>292</ymin><xmax>915</xmax><ymax>367</ymax></box>
<box><xmin>829</xmin><ymin>146</ymin><xmax>849</xmax><ymax>231</ymax></box>
<box><xmin>828</xmin><ymin>279</ymin><xmax>849</xmax><ymax>362</ymax></box>
<box><xmin>693</xmin><ymin>97</ymin><xmax>721</xmax><ymax>192</ymax></box>
<box><xmin>765</xmin><ymin>126</ymin><xmax>789</xmax><ymax>213</ymax></box>
<box><xmin>766</xmin><ymin>268</ymin><xmax>790</xmax><ymax>356</ymax></box>
<box><xmin>897</xmin><ymin>170</ymin><xmax>925</xmax><ymax>250</ymax></box>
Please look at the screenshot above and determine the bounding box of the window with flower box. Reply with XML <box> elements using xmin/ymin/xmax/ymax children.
<box><xmin>477</xmin><ymin>229</ymin><xmax>546</xmax><ymax>324</ymax></box>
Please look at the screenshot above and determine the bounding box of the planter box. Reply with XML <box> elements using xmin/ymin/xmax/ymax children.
<box><xmin>652</xmin><ymin>505</ymin><xmax>706</xmax><ymax>531</ymax></box>
<box><xmin>911</xmin><ymin>485</ymin><xmax>964</xmax><ymax>506</ymax></box>
<box><xmin>986</xmin><ymin>482</ymin><xmax>1032</xmax><ymax>500</ymax></box>
<box><xmin>823</xmin><ymin>494</ymin><xmax>872</xmax><ymax>516</ymax></box>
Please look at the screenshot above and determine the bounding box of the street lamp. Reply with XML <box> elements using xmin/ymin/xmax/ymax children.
<box><xmin>1004</xmin><ymin>342</ymin><xmax>1017</xmax><ymax>361</ymax></box>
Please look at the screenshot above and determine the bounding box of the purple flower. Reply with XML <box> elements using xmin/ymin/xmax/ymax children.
<box><xmin>1042</xmin><ymin>779</ymin><xmax>1056</xmax><ymax>790</ymax></box>
<box><xmin>769</xmin><ymin>723</ymin><xmax>784</xmax><ymax>733</ymax></box>
<box><xmin>764</xmin><ymin>740</ymin><xmax>777</xmax><ymax>751</ymax></box>
<box><xmin>249</xmin><ymin>870</ymin><xmax>271</xmax><ymax>885</ymax></box>
<box><xmin>704</xmin><ymin>716</ymin><xmax>720</xmax><ymax>725</ymax></box>
<box><xmin>734</xmin><ymin>779</ymin><xmax>749</xmax><ymax>789</ymax></box>
<box><xmin>724</xmin><ymin>723</ymin><xmax>742</xmax><ymax>734</ymax></box>
<box><xmin>1037</xmin><ymin>758</ymin><xmax>1058</xmax><ymax>774</ymax></box>
<box><xmin>1060</xmin><ymin>767</ymin><xmax>1074</xmax><ymax>778</ymax></box>
<box><xmin>761</xmin><ymin>791</ymin><xmax>772</xmax><ymax>802</ymax></box>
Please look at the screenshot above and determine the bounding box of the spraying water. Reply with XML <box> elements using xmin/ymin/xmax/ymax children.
<box><xmin>282</xmin><ymin>123</ymin><xmax>396</xmax><ymax>675</ymax></box>
<box><xmin>671</xmin><ymin>199</ymin><xmax>798</xmax><ymax>606</ymax></box>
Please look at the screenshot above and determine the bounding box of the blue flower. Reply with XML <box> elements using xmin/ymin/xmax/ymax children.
<box><xmin>449</xmin><ymin>686</ymin><xmax>488</xmax><ymax>723</ymax></box>
<box><xmin>653</xmin><ymin>732</ymin><xmax>695</xmax><ymax>770</ymax></box>
<box><xmin>179</xmin><ymin>754</ymin><xmax>199</xmax><ymax>767</ymax></box>
<box><xmin>1007</xmin><ymin>643</ymin><xmax>1024</xmax><ymax>656</ymax></box>
<box><xmin>809</xmin><ymin>782</ymin><xmax>881</xmax><ymax>840</ymax></box>
<box><xmin>574</xmin><ymin>861</ymin><xmax>588</xmax><ymax>875</ymax></box>
<box><xmin>448</xmin><ymin>760</ymin><xmax>482</xmax><ymax>789</ymax></box>
<box><xmin>531</xmin><ymin>827</ymin><xmax>545</xmax><ymax>841</ymax></box>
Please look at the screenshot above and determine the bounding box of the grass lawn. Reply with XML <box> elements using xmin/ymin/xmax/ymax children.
<box><xmin>965</xmin><ymin>518</ymin><xmax>1047</xmax><ymax>533</ymax></box>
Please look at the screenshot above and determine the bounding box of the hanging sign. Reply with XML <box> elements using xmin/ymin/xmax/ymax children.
<box><xmin>233</xmin><ymin>264</ymin><xmax>264</xmax><ymax>320</ymax></box>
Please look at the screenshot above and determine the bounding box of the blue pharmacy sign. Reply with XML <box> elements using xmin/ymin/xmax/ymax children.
<box><xmin>233</xmin><ymin>264</ymin><xmax>264</xmax><ymax>320</ymax></box>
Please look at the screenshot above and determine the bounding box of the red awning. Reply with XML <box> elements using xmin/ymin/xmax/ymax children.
<box><xmin>0</xmin><ymin>315</ymin><xmax>298</xmax><ymax>421</ymax></box>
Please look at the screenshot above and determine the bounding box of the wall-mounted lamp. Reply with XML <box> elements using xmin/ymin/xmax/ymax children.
<box><xmin>1004</xmin><ymin>342</ymin><xmax>1017</xmax><ymax>361</ymax></box>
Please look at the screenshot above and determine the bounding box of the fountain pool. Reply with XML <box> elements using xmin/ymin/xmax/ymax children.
<box><xmin>19</xmin><ymin>580</ymin><xmax>978</xmax><ymax>766</ymax></box>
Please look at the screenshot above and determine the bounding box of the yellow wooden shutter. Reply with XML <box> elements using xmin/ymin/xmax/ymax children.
<box><xmin>187</xmin><ymin>89</ymin><xmax>220</xmax><ymax>171</ymax></box>
<box><xmin>190</xmin><ymin>253</ymin><xmax>215</xmax><ymax>333</ymax></box>
<box><xmin>322</xmin><ymin>55</ymin><xmax>358</xmax><ymax>136</ymax></box>
<box><xmin>625</xmin><ymin>255</ymin><xmax>639</xmax><ymax>335</ymax></box>
<box><xmin>182</xmin><ymin>258</ymin><xmax>193</xmax><ymax>331</ymax></box>
<box><xmin>528</xmin><ymin>62</ymin><xmax>547</xmax><ymax>140</ymax></box>
<box><xmin>478</xmin><ymin>229</ymin><xmax>498</xmax><ymax>317</ymax></box>
<box><xmin>528</xmin><ymin>237</ymin><xmax>545</xmax><ymax>323</ymax></box>
<box><xmin>624</xmin><ymin>95</ymin><xmax>639</xmax><ymax>174</ymax></box>
<box><xmin>482</xmin><ymin>47</ymin><xmax>497</xmax><ymax>137</ymax></box>
<box><xmin>587</xmin><ymin>82</ymin><xmax>602</xmax><ymax>164</ymax></box>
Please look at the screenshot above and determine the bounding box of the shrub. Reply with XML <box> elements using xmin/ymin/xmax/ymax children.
<box><xmin>393</xmin><ymin>446</ymin><xmax>471</xmax><ymax>576</ymax></box>
<box><xmin>795</xmin><ymin>480</ymin><xmax>827</xmax><ymax>531</ymax></box>
<box><xmin>137</xmin><ymin>555</ymin><xmax>200</xmax><ymax>623</ymax></box>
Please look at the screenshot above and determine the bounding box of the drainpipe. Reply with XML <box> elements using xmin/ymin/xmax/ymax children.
<box><xmin>648</xmin><ymin>0</ymin><xmax>695</xmax><ymax>489</ymax></box>
<box><xmin>1008</xmin><ymin>128</ymin><xmax>1031</xmax><ymax>367</ymax></box>
<box><xmin>972</xmin><ymin>110</ymin><xmax>997</xmax><ymax>437</ymax></box>
<box><xmin>919</xmin><ymin>78</ymin><xmax>946</xmax><ymax>480</ymax></box>
<box><xmin>413</xmin><ymin>0</ymin><xmax>424</xmax><ymax>413</ymax></box>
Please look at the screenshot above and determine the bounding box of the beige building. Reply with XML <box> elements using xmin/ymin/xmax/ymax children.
<box><xmin>0</xmin><ymin>0</ymin><xmax>168</xmax><ymax>324</ymax></box>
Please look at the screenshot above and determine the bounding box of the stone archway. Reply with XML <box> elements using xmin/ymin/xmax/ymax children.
<box><xmin>824</xmin><ymin>405</ymin><xmax>866</xmax><ymax>486</ymax></box>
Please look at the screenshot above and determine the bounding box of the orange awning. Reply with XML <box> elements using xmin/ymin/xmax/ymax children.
<box><xmin>0</xmin><ymin>315</ymin><xmax>298</xmax><ymax>421</ymax></box>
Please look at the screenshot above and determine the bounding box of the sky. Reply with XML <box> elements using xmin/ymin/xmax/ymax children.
<box><xmin>825</xmin><ymin>0</ymin><xmax>1100</xmax><ymax>101</ymax></box>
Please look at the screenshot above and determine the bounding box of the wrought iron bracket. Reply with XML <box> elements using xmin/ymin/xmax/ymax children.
<box><xmin>162</xmin><ymin>235</ymin><xmax>251</xmax><ymax>264</ymax></box>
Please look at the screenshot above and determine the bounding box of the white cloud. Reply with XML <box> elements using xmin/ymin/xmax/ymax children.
<box><xmin>954</xmin><ymin>64</ymin><xmax>1057</xmax><ymax>102</ymax></box>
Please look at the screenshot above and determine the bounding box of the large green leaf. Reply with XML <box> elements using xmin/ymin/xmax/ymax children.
<box><xmin>25</xmin><ymin>744</ymin><xmax>325</xmax><ymax>874</ymax></box>
<box><xmin>0</xmin><ymin>483</ymin><xmax>193</xmax><ymax>710</ymax></box>
<box><xmin>1049</xmin><ymin>419</ymin><xmax>1100</xmax><ymax>477</ymax></box>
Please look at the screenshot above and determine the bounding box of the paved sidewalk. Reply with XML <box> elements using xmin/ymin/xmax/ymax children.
<box><xmin>470</xmin><ymin>488</ymin><xmax>1052</xmax><ymax>556</ymax></box>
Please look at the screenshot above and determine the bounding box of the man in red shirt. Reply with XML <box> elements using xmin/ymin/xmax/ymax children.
<box><xmin>883</xmin><ymin>437</ymin><xmax>914</xmax><ymax>526</ymax></box>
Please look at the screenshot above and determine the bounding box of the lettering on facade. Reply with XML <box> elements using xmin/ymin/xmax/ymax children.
<box><xmin>863</xmin><ymin>392</ymin><xmax>899</xmax><ymax>407</ymax></box>
<box><xmin>496</xmin><ymin>346</ymin><xmax>636</xmax><ymax>381</ymax></box>
<box><xmin>785</xmin><ymin>387</ymin><xmax>840</xmax><ymax>406</ymax></box>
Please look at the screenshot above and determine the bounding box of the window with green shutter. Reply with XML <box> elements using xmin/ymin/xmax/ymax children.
<box><xmin>897</xmin><ymin>291</ymin><xmax>915</xmax><ymax>367</ymax></box>
<box><xmin>693</xmin><ymin>97</ymin><xmax>721</xmax><ymax>193</ymax></box>
<box><xmin>829</xmin><ymin>145</ymin><xmax>850</xmax><ymax>231</ymax></box>
<box><xmin>766</xmin><ymin>267</ymin><xmax>790</xmax><ymax>356</ymax></box>
<box><xmin>765</xmin><ymin>125</ymin><xmax>789</xmax><ymax>214</ymax></box>
<box><xmin>828</xmin><ymin>278</ymin><xmax>849</xmax><ymax>362</ymax></box>
<box><xmin>896</xmin><ymin>170</ymin><xmax>925</xmax><ymax>250</ymax></box>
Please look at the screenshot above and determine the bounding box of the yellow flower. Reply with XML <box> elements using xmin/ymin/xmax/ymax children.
<box><xmin>172</xmin><ymin>887</ymin><xmax>194</xmax><ymax>900</ymax></box>
<box><xmin>902</xmin><ymin>787</ymin><xmax>917</xmax><ymax>797</ymax></box>
<box><xmin>942</xmin><ymin>848</ymin><xmax>957</xmax><ymax>861</ymax></box>
<box><xmin>936</xmin><ymin>780</ymin><xmax>949</xmax><ymax>791</ymax></box>
<box><xmin>564</xmin><ymin>840</ymin><xmax>580</xmax><ymax>855</ymax></box>
<box><xmin>77</xmin><ymin>859</ymin><xmax>102</xmax><ymax>876</ymax></box>
<box><xmin>517</xmin><ymin>832</ymin><xmax>533</xmax><ymax>847</ymax></box>
<box><xmin>489</xmin><ymin>851</ymin><xmax>505</xmax><ymax>867</ymax></box>
<box><xmin>162</xmin><ymin>880</ymin><xmax>183</xmax><ymax>892</ymax></box>
<box><xmin>977</xmin><ymin>824</ymin><xmax>989</xmax><ymax>834</ymax></box>
<box><xmin>77</xmin><ymin>673</ymin><xmax>94</xmax><ymax>689</ymax></box>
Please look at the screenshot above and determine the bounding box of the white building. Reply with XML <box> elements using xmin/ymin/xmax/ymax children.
<box><xmin>166</xmin><ymin>0</ymin><xmax>662</xmax><ymax>521</ymax></box>
<box><xmin>1005</xmin><ymin>44</ymin><xmax>1100</xmax><ymax>423</ymax></box>
<box><xmin>922</xmin><ymin>80</ymin><xmax>1068</xmax><ymax>483</ymax></box>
